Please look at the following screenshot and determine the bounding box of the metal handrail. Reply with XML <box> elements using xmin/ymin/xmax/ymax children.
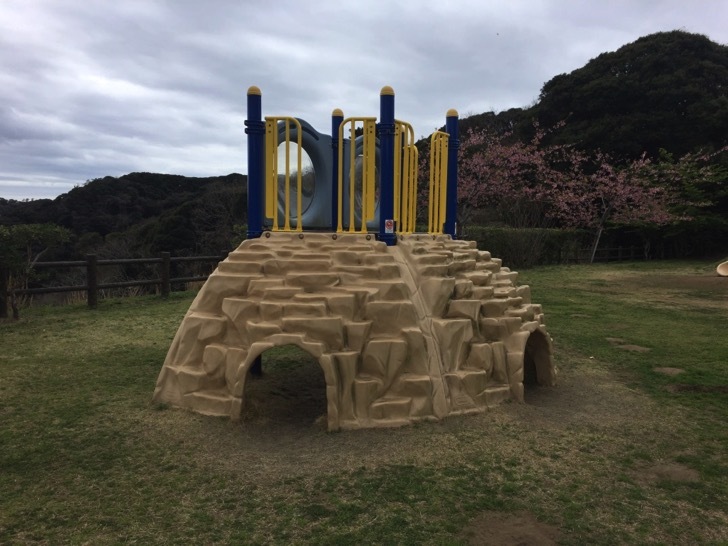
<box><xmin>265</xmin><ymin>116</ymin><xmax>303</xmax><ymax>231</ymax></box>
<box><xmin>337</xmin><ymin>117</ymin><xmax>377</xmax><ymax>233</ymax></box>
<box><xmin>394</xmin><ymin>119</ymin><xmax>419</xmax><ymax>234</ymax></box>
<box><xmin>428</xmin><ymin>131</ymin><xmax>449</xmax><ymax>234</ymax></box>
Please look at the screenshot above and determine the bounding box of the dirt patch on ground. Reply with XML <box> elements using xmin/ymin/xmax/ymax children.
<box><xmin>654</xmin><ymin>367</ymin><xmax>685</xmax><ymax>376</ymax></box>
<box><xmin>628</xmin><ymin>273</ymin><xmax>728</xmax><ymax>292</ymax></box>
<box><xmin>462</xmin><ymin>511</ymin><xmax>560</xmax><ymax>545</ymax></box>
<box><xmin>617</xmin><ymin>344</ymin><xmax>651</xmax><ymax>352</ymax></box>
<box><xmin>588</xmin><ymin>271</ymin><xmax>728</xmax><ymax>312</ymax></box>
<box><xmin>634</xmin><ymin>462</ymin><xmax>700</xmax><ymax>484</ymax></box>
<box><xmin>605</xmin><ymin>337</ymin><xmax>651</xmax><ymax>352</ymax></box>
<box><xmin>665</xmin><ymin>384</ymin><xmax>728</xmax><ymax>394</ymax></box>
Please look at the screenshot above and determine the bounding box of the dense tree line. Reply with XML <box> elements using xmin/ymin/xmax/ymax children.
<box><xmin>0</xmin><ymin>173</ymin><xmax>247</xmax><ymax>259</ymax></box>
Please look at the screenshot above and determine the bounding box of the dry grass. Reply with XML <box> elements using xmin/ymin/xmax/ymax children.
<box><xmin>1</xmin><ymin>260</ymin><xmax>727</xmax><ymax>544</ymax></box>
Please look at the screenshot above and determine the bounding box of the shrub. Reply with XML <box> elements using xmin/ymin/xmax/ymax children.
<box><xmin>462</xmin><ymin>226</ymin><xmax>590</xmax><ymax>268</ymax></box>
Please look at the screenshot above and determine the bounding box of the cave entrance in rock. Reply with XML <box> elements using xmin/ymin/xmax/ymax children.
<box><xmin>523</xmin><ymin>330</ymin><xmax>552</xmax><ymax>391</ymax></box>
<box><xmin>242</xmin><ymin>345</ymin><xmax>328</xmax><ymax>427</ymax></box>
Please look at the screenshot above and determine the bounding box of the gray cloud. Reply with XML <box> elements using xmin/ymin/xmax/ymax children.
<box><xmin>1</xmin><ymin>0</ymin><xmax>726</xmax><ymax>200</ymax></box>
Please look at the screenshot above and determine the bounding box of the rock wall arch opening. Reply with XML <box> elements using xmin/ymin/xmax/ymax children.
<box><xmin>241</xmin><ymin>345</ymin><xmax>328</xmax><ymax>427</ymax></box>
<box><xmin>523</xmin><ymin>330</ymin><xmax>554</xmax><ymax>392</ymax></box>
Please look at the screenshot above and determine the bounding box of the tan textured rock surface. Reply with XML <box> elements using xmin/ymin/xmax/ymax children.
<box><xmin>153</xmin><ymin>232</ymin><xmax>555</xmax><ymax>430</ymax></box>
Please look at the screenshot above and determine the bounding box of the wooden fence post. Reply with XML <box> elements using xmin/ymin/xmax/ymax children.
<box><xmin>160</xmin><ymin>252</ymin><xmax>171</xmax><ymax>298</ymax></box>
<box><xmin>86</xmin><ymin>254</ymin><xmax>98</xmax><ymax>309</ymax></box>
<box><xmin>0</xmin><ymin>266</ymin><xmax>8</xmax><ymax>319</ymax></box>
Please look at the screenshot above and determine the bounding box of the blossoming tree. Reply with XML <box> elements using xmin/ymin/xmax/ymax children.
<box><xmin>418</xmin><ymin>122</ymin><xmax>724</xmax><ymax>262</ymax></box>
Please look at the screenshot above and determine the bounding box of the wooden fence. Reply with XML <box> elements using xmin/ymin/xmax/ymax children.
<box><xmin>0</xmin><ymin>245</ymin><xmax>648</xmax><ymax>319</ymax></box>
<box><xmin>584</xmin><ymin>246</ymin><xmax>644</xmax><ymax>263</ymax></box>
<box><xmin>0</xmin><ymin>252</ymin><xmax>227</xmax><ymax>319</ymax></box>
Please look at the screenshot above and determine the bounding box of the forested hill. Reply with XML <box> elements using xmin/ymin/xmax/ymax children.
<box><xmin>535</xmin><ymin>31</ymin><xmax>728</xmax><ymax>158</ymax></box>
<box><xmin>0</xmin><ymin>172</ymin><xmax>247</xmax><ymax>257</ymax></box>
<box><xmin>461</xmin><ymin>30</ymin><xmax>728</xmax><ymax>160</ymax></box>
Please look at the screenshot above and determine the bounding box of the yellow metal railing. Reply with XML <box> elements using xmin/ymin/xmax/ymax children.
<box><xmin>428</xmin><ymin>130</ymin><xmax>449</xmax><ymax>234</ymax></box>
<box><xmin>394</xmin><ymin>120</ymin><xmax>419</xmax><ymax>234</ymax></box>
<box><xmin>337</xmin><ymin>117</ymin><xmax>377</xmax><ymax>233</ymax></box>
<box><xmin>265</xmin><ymin>116</ymin><xmax>303</xmax><ymax>231</ymax></box>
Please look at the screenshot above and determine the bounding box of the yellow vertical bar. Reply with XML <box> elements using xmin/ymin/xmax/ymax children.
<box><xmin>296</xmin><ymin>126</ymin><xmax>302</xmax><ymax>231</ymax></box>
<box><xmin>265</xmin><ymin>119</ymin><xmax>274</xmax><ymax>220</ymax></box>
<box><xmin>362</xmin><ymin>121</ymin><xmax>366</xmax><ymax>230</ymax></box>
<box><xmin>269</xmin><ymin>117</ymin><xmax>277</xmax><ymax>231</ymax></box>
<box><xmin>401</xmin><ymin>141</ymin><xmax>409</xmax><ymax>232</ymax></box>
<box><xmin>441</xmin><ymin>134</ymin><xmax>446</xmax><ymax>233</ymax></box>
<box><xmin>428</xmin><ymin>134</ymin><xmax>436</xmax><ymax>232</ymax></box>
<box><xmin>409</xmin><ymin>127</ymin><xmax>416</xmax><ymax>232</ymax></box>
<box><xmin>273</xmin><ymin>120</ymin><xmax>279</xmax><ymax>231</ymax></box>
<box><xmin>404</xmin><ymin>128</ymin><xmax>411</xmax><ymax>233</ymax></box>
<box><xmin>283</xmin><ymin>121</ymin><xmax>291</xmax><ymax>231</ymax></box>
<box><xmin>348</xmin><ymin>120</ymin><xmax>356</xmax><ymax>233</ymax></box>
<box><xmin>403</xmin><ymin>125</ymin><xmax>409</xmax><ymax>230</ymax></box>
<box><xmin>440</xmin><ymin>137</ymin><xmax>449</xmax><ymax>234</ymax></box>
<box><xmin>364</xmin><ymin>120</ymin><xmax>375</xmax><ymax>224</ymax></box>
<box><xmin>393</xmin><ymin>123</ymin><xmax>401</xmax><ymax>226</ymax></box>
<box><xmin>361</xmin><ymin>121</ymin><xmax>366</xmax><ymax>229</ymax></box>
<box><xmin>337</xmin><ymin>122</ymin><xmax>344</xmax><ymax>233</ymax></box>
<box><xmin>410</xmin><ymin>146</ymin><xmax>418</xmax><ymax>233</ymax></box>
<box><xmin>405</xmin><ymin>125</ymin><xmax>415</xmax><ymax>233</ymax></box>
<box><xmin>435</xmin><ymin>135</ymin><xmax>442</xmax><ymax>233</ymax></box>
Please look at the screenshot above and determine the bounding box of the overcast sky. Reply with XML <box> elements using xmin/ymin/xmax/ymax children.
<box><xmin>1</xmin><ymin>0</ymin><xmax>726</xmax><ymax>201</ymax></box>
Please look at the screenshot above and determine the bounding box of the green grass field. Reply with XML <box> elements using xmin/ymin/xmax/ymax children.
<box><xmin>1</xmin><ymin>260</ymin><xmax>726</xmax><ymax>544</ymax></box>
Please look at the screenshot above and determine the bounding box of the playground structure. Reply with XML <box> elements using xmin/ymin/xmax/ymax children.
<box><xmin>152</xmin><ymin>86</ymin><xmax>556</xmax><ymax>430</ymax></box>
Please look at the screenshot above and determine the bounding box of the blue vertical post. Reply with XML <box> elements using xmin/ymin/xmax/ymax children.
<box><xmin>444</xmin><ymin>108</ymin><xmax>459</xmax><ymax>238</ymax></box>
<box><xmin>245</xmin><ymin>86</ymin><xmax>265</xmax><ymax>239</ymax></box>
<box><xmin>379</xmin><ymin>86</ymin><xmax>396</xmax><ymax>245</ymax></box>
<box><xmin>331</xmin><ymin>108</ymin><xmax>344</xmax><ymax>231</ymax></box>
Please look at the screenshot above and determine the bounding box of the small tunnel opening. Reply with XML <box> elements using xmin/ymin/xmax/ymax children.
<box><xmin>242</xmin><ymin>345</ymin><xmax>328</xmax><ymax>427</ymax></box>
<box><xmin>523</xmin><ymin>330</ymin><xmax>551</xmax><ymax>392</ymax></box>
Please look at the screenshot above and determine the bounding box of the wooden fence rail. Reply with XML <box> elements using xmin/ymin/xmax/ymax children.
<box><xmin>1</xmin><ymin>252</ymin><xmax>228</xmax><ymax>318</ymax></box>
<box><xmin>0</xmin><ymin>245</ymin><xmax>647</xmax><ymax>319</ymax></box>
<box><xmin>584</xmin><ymin>245</ymin><xmax>644</xmax><ymax>263</ymax></box>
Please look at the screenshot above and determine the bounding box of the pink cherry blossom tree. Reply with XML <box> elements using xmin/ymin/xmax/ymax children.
<box><xmin>417</xmin><ymin>122</ymin><xmax>718</xmax><ymax>261</ymax></box>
